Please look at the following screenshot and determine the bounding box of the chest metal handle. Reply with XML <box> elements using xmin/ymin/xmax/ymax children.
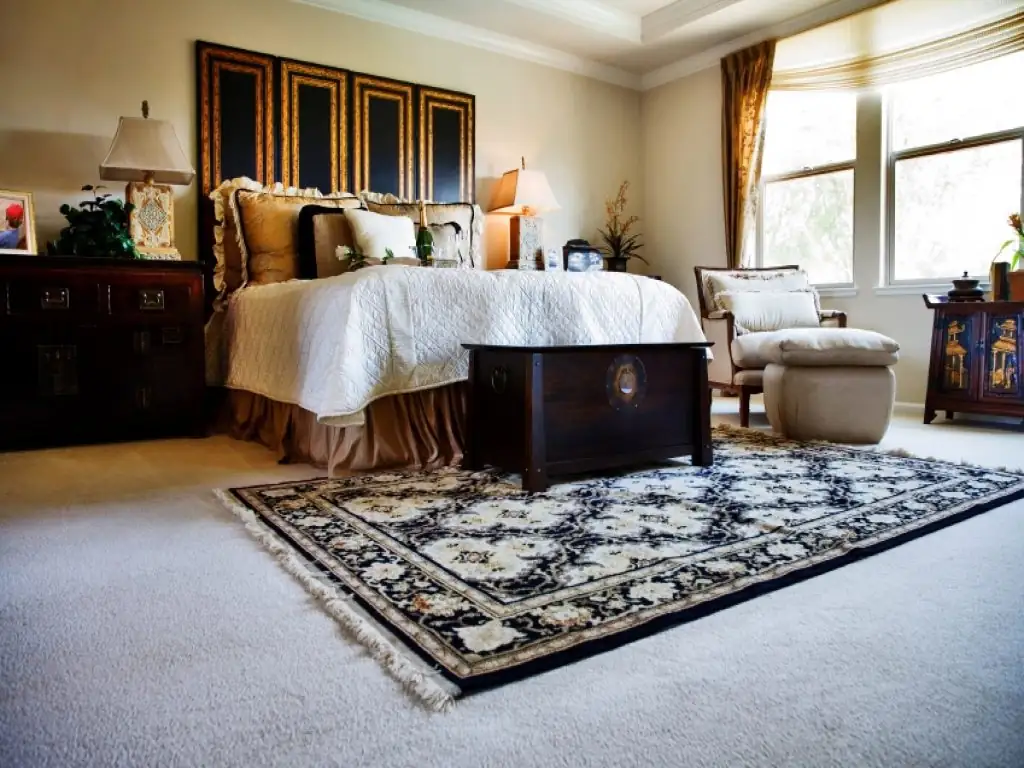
<box><xmin>139</xmin><ymin>289</ymin><xmax>165</xmax><ymax>311</ymax></box>
<box><xmin>40</xmin><ymin>287</ymin><xmax>69</xmax><ymax>310</ymax></box>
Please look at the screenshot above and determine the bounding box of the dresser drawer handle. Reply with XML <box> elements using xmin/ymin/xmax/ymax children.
<box><xmin>139</xmin><ymin>289</ymin><xmax>165</xmax><ymax>311</ymax></box>
<box><xmin>40</xmin><ymin>287</ymin><xmax>70</xmax><ymax>310</ymax></box>
<box><xmin>135</xmin><ymin>386</ymin><xmax>151</xmax><ymax>410</ymax></box>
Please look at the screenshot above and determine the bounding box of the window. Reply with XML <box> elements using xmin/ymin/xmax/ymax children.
<box><xmin>887</xmin><ymin>53</ymin><xmax>1024</xmax><ymax>282</ymax></box>
<box><xmin>758</xmin><ymin>90</ymin><xmax>857</xmax><ymax>285</ymax></box>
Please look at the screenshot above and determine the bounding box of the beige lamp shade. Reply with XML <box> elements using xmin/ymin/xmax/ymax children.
<box><xmin>488</xmin><ymin>159</ymin><xmax>560</xmax><ymax>215</ymax></box>
<box><xmin>99</xmin><ymin>116</ymin><xmax>195</xmax><ymax>185</ymax></box>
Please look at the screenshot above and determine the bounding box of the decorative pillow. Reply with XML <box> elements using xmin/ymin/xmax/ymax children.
<box><xmin>366</xmin><ymin>200</ymin><xmax>484</xmax><ymax>269</ymax></box>
<box><xmin>427</xmin><ymin>222</ymin><xmax>470</xmax><ymax>267</ymax></box>
<box><xmin>706</xmin><ymin>269</ymin><xmax>818</xmax><ymax>312</ymax></box>
<box><xmin>344</xmin><ymin>208</ymin><xmax>418</xmax><ymax>262</ymax></box>
<box><xmin>235</xmin><ymin>189</ymin><xmax>361</xmax><ymax>285</ymax></box>
<box><xmin>209</xmin><ymin>176</ymin><xmax>266</xmax><ymax>304</ymax></box>
<box><xmin>716</xmin><ymin>290</ymin><xmax>821</xmax><ymax>334</ymax></box>
<box><xmin>297</xmin><ymin>206</ymin><xmax>357</xmax><ymax>279</ymax></box>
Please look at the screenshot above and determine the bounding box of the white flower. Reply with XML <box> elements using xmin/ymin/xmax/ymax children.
<box><xmin>540</xmin><ymin>604</ymin><xmax>592</xmax><ymax>628</ymax></box>
<box><xmin>362</xmin><ymin>562</ymin><xmax>405</xmax><ymax>581</ymax></box>
<box><xmin>628</xmin><ymin>581</ymin><xmax>675</xmax><ymax>603</ymax></box>
<box><xmin>766</xmin><ymin>542</ymin><xmax>807</xmax><ymax>559</ymax></box>
<box><xmin>410</xmin><ymin>593</ymin><xmax>469</xmax><ymax>617</ymax></box>
<box><xmin>456</xmin><ymin>620</ymin><xmax>526</xmax><ymax>653</ymax></box>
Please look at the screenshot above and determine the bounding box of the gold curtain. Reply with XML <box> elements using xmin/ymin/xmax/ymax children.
<box><xmin>772</xmin><ymin>10</ymin><xmax>1024</xmax><ymax>91</ymax></box>
<box><xmin>721</xmin><ymin>40</ymin><xmax>776</xmax><ymax>269</ymax></box>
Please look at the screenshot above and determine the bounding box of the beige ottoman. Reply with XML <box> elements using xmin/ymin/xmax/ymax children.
<box><xmin>755</xmin><ymin>329</ymin><xmax>899</xmax><ymax>444</ymax></box>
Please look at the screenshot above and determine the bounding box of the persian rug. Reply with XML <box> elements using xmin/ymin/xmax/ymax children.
<box><xmin>217</xmin><ymin>427</ymin><xmax>1024</xmax><ymax>711</ymax></box>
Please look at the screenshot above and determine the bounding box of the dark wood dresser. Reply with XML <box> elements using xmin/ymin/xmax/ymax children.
<box><xmin>922</xmin><ymin>295</ymin><xmax>1023</xmax><ymax>424</ymax></box>
<box><xmin>0</xmin><ymin>256</ymin><xmax>205</xmax><ymax>450</ymax></box>
<box><xmin>462</xmin><ymin>343</ymin><xmax>713</xmax><ymax>492</ymax></box>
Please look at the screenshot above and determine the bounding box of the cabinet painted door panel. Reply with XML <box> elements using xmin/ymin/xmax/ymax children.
<box><xmin>933</xmin><ymin>313</ymin><xmax>981</xmax><ymax>399</ymax></box>
<box><xmin>979</xmin><ymin>311</ymin><xmax>1022</xmax><ymax>404</ymax></box>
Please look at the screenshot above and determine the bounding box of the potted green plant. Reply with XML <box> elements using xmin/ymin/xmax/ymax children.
<box><xmin>47</xmin><ymin>185</ymin><xmax>139</xmax><ymax>258</ymax></box>
<box><xmin>598</xmin><ymin>180</ymin><xmax>647</xmax><ymax>273</ymax></box>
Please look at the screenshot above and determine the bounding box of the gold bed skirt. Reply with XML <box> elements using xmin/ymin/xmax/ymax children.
<box><xmin>224</xmin><ymin>384</ymin><xmax>467</xmax><ymax>475</ymax></box>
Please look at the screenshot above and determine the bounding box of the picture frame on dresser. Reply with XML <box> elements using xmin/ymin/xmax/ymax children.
<box><xmin>0</xmin><ymin>189</ymin><xmax>37</xmax><ymax>255</ymax></box>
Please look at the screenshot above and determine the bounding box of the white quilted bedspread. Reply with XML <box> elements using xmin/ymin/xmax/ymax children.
<box><xmin>223</xmin><ymin>267</ymin><xmax>706</xmax><ymax>426</ymax></box>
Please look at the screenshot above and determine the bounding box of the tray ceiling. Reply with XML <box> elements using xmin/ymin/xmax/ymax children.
<box><xmin>296</xmin><ymin>0</ymin><xmax>891</xmax><ymax>89</ymax></box>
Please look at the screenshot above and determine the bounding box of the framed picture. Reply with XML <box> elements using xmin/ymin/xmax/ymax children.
<box><xmin>0</xmin><ymin>190</ymin><xmax>37</xmax><ymax>255</ymax></box>
<box><xmin>563</xmin><ymin>239</ymin><xmax>604</xmax><ymax>272</ymax></box>
<box><xmin>542</xmin><ymin>248</ymin><xmax>563</xmax><ymax>271</ymax></box>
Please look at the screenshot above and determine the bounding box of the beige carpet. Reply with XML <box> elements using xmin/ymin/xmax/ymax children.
<box><xmin>2</xmin><ymin>400</ymin><xmax>1023</xmax><ymax>767</ymax></box>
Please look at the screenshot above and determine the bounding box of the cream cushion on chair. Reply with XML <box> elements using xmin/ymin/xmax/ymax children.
<box><xmin>705</xmin><ymin>269</ymin><xmax>818</xmax><ymax>311</ymax></box>
<box><xmin>717</xmin><ymin>290</ymin><xmax>820</xmax><ymax>334</ymax></box>
<box><xmin>732</xmin><ymin>327</ymin><xmax>899</xmax><ymax>369</ymax></box>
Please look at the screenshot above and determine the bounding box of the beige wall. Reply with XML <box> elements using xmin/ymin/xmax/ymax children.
<box><xmin>0</xmin><ymin>0</ymin><xmax>642</xmax><ymax>269</ymax></box>
<box><xmin>642</xmin><ymin>66</ymin><xmax>932</xmax><ymax>404</ymax></box>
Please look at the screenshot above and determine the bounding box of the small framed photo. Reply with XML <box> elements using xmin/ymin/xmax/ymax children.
<box><xmin>563</xmin><ymin>241</ymin><xmax>604</xmax><ymax>272</ymax></box>
<box><xmin>0</xmin><ymin>190</ymin><xmax>37</xmax><ymax>255</ymax></box>
<box><xmin>542</xmin><ymin>248</ymin><xmax>563</xmax><ymax>271</ymax></box>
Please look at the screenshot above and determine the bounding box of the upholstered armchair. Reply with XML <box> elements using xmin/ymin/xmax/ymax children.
<box><xmin>694</xmin><ymin>265</ymin><xmax>846</xmax><ymax>427</ymax></box>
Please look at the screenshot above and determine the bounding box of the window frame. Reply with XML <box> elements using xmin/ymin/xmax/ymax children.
<box><xmin>756</xmin><ymin>159</ymin><xmax>857</xmax><ymax>289</ymax></box>
<box><xmin>883</xmin><ymin>114</ymin><xmax>1024</xmax><ymax>286</ymax></box>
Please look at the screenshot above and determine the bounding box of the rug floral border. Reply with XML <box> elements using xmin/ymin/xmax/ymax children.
<box><xmin>224</xmin><ymin>430</ymin><xmax>1024</xmax><ymax>697</ymax></box>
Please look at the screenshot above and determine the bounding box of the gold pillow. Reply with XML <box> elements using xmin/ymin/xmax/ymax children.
<box><xmin>210</xmin><ymin>176</ymin><xmax>266</xmax><ymax>302</ymax></box>
<box><xmin>236</xmin><ymin>190</ymin><xmax>361</xmax><ymax>285</ymax></box>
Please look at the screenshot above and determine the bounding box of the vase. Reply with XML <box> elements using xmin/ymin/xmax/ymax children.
<box><xmin>605</xmin><ymin>256</ymin><xmax>628</xmax><ymax>272</ymax></box>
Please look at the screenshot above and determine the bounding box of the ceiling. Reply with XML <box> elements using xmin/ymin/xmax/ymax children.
<box><xmin>297</xmin><ymin>0</ymin><xmax>890</xmax><ymax>89</ymax></box>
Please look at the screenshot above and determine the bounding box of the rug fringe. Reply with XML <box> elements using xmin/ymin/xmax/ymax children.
<box><xmin>213</xmin><ymin>489</ymin><xmax>456</xmax><ymax>713</ymax></box>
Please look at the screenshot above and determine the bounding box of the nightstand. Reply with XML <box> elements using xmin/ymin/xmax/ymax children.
<box><xmin>0</xmin><ymin>256</ymin><xmax>206</xmax><ymax>450</ymax></box>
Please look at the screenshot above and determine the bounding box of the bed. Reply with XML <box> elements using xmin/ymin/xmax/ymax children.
<box><xmin>212</xmin><ymin>265</ymin><xmax>707</xmax><ymax>474</ymax></box>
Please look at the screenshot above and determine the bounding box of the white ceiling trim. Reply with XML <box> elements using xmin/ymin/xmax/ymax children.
<box><xmin>641</xmin><ymin>0</ymin><xmax>889</xmax><ymax>89</ymax></box>
<box><xmin>294</xmin><ymin>0</ymin><xmax>643</xmax><ymax>89</ymax></box>
<box><xmin>503</xmin><ymin>0</ymin><xmax>642</xmax><ymax>43</ymax></box>
<box><xmin>642</xmin><ymin>0</ymin><xmax>745</xmax><ymax>42</ymax></box>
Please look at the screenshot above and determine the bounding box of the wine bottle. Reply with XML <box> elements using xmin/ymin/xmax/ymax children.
<box><xmin>416</xmin><ymin>201</ymin><xmax>433</xmax><ymax>264</ymax></box>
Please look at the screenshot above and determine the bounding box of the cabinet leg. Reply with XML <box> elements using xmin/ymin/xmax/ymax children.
<box><xmin>692</xmin><ymin>443</ymin><xmax>713</xmax><ymax>467</ymax></box>
<box><xmin>945</xmin><ymin>410</ymin><xmax>954</xmax><ymax>421</ymax></box>
<box><xmin>523</xmin><ymin>468</ymin><xmax>549</xmax><ymax>493</ymax></box>
<box><xmin>924</xmin><ymin>407</ymin><xmax>936</xmax><ymax>424</ymax></box>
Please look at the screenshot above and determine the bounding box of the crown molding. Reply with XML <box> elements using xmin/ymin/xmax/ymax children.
<box><xmin>503</xmin><ymin>0</ymin><xmax>642</xmax><ymax>43</ymax></box>
<box><xmin>294</xmin><ymin>0</ymin><xmax>643</xmax><ymax>89</ymax></box>
<box><xmin>641</xmin><ymin>0</ymin><xmax>888</xmax><ymax>90</ymax></box>
<box><xmin>642</xmin><ymin>0</ymin><xmax>746</xmax><ymax>42</ymax></box>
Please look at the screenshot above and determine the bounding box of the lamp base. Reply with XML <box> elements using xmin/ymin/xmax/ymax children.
<box><xmin>505</xmin><ymin>214</ymin><xmax>543</xmax><ymax>270</ymax></box>
<box><xmin>126</xmin><ymin>181</ymin><xmax>181</xmax><ymax>260</ymax></box>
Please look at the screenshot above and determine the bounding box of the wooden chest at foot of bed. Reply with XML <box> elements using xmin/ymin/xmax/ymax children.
<box><xmin>462</xmin><ymin>343</ymin><xmax>714</xmax><ymax>491</ymax></box>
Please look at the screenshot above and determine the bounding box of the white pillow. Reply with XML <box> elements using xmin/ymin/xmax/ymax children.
<box><xmin>717</xmin><ymin>290</ymin><xmax>820</xmax><ymax>333</ymax></box>
<box><xmin>343</xmin><ymin>208</ymin><xmax>417</xmax><ymax>261</ymax></box>
<box><xmin>708</xmin><ymin>270</ymin><xmax>814</xmax><ymax>310</ymax></box>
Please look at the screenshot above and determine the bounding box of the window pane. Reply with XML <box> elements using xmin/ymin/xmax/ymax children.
<box><xmin>893</xmin><ymin>140</ymin><xmax>1023</xmax><ymax>281</ymax></box>
<box><xmin>762</xmin><ymin>91</ymin><xmax>856</xmax><ymax>174</ymax></box>
<box><xmin>763</xmin><ymin>169</ymin><xmax>854</xmax><ymax>284</ymax></box>
<box><xmin>891</xmin><ymin>52</ymin><xmax>1024</xmax><ymax>150</ymax></box>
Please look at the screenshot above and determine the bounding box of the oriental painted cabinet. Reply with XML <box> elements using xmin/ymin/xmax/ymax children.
<box><xmin>923</xmin><ymin>295</ymin><xmax>1024</xmax><ymax>424</ymax></box>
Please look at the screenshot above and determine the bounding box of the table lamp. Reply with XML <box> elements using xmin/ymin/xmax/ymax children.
<box><xmin>99</xmin><ymin>101</ymin><xmax>195</xmax><ymax>259</ymax></box>
<box><xmin>488</xmin><ymin>158</ymin><xmax>560</xmax><ymax>269</ymax></box>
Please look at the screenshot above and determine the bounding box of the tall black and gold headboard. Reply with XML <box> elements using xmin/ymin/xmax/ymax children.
<box><xmin>196</xmin><ymin>41</ymin><xmax>475</xmax><ymax>311</ymax></box>
<box><xmin>419</xmin><ymin>89</ymin><xmax>475</xmax><ymax>203</ymax></box>
<box><xmin>196</xmin><ymin>39</ymin><xmax>475</xmax><ymax>206</ymax></box>
<box><xmin>280</xmin><ymin>60</ymin><xmax>348</xmax><ymax>193</ymax></box>
<box><xmin>352</xmin><ymin>75</ymin><xmax>416</xmax><ymax>200</ymax></box>
<box><xmin>197</xmin><ymin>42</ymin><xmax>276</xmax><ymax>197</ymax></box>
